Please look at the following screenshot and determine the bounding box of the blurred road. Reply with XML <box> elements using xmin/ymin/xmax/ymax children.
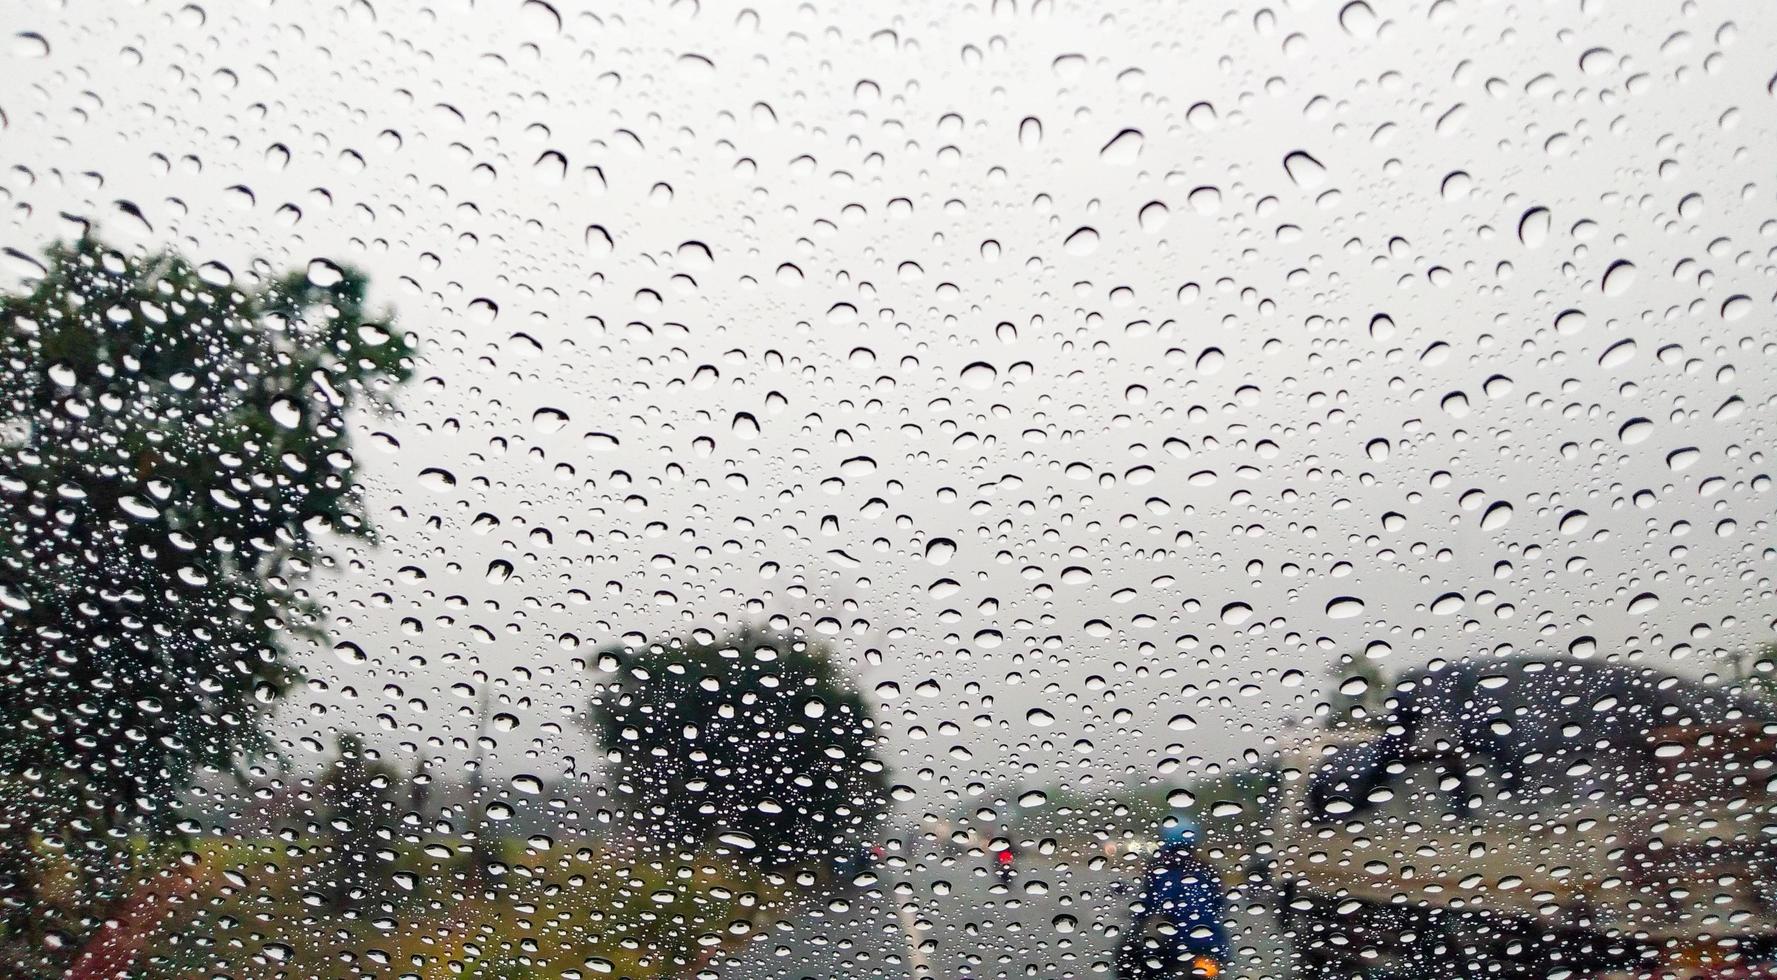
<box><xmin>717</xmin><ymin>847</ymin><xmax>1295</xmax><ymax>980</ymax></box>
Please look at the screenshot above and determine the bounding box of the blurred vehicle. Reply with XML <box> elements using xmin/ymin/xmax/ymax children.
<box><xmin>1269</xmin><ymin>656</ymin><xmax>1777</xmax><ymax>979</ymax></box>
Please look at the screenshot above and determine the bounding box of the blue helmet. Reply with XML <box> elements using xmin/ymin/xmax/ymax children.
<box><xmin>1160</xmin><ymin>817</ymin><xmax>1201</xmax><ymax>850</ymax></box>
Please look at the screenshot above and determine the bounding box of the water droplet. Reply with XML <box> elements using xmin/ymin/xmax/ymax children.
<box><xmin>1481</xmin><ymin>501</ymin><xmax>1513</xmax><ymax>530</ymax></box>
<box><xmin>1518</xmin><ymin>207</ymin><xmax>1551</xmax><ymax>248</ymax></box>
<box><xmin>532</xmin><ymin>407</ymin><xmax>569</xmax><ymax>433</ymax></box>
<box><xmin>1601</xmin><ymin>259</ymin><xmax>1636</xmax><ymax>296</ymax></box>
<box><xmin>1099</xmin><ymin>128</ymin><xmax>1143</xmax><ymax>164</ymax></box>
<box><xmin>960</xmin><ymin>361</ymin><xmax>998</xmax><ymax>390</ymax></box>
<box><xmin>1063</xmin><ymin>226</ymin><xmax>1100</xmax><ymax>256</ymax></box>
<box><xmin>1326</xmin><ymin>596</ymin><xmax>1365</xmax><ymax>619</ymax></box>
<box><xmin>1282</xmin><ymin>150</ymin><xmax>1328</xmax><ymax>189</ymax></box>
<box><xmin>11</xmin><ymin>32</ymin><xmax>49</xmax><ymax>58</ymax></box>
<box><xmin>1618</xmin><ymin>417</ymin><xmax>1653</xmax><ymax>445</ymax></box>
<box><xmin>924</xmin><ymin>538</ymin><xmax>956</xmax><ymax>565</ymax></box>
<box><xmin>418</xmin><ymin>468</ymin><xmax>457</xmax><ymax>491</ymax></box>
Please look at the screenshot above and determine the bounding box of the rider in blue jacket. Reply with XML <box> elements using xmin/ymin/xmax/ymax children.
<box><xmin>1120</xmin><ymin>819</ymin><xmax>1232</xmax><ymax>978</ymax></box>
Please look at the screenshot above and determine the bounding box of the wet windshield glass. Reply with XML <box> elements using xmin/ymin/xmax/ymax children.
<box><xmin>3</xmin><ymin>3</ymin><xmax>1776</xmax><ymax>979</ymax></box>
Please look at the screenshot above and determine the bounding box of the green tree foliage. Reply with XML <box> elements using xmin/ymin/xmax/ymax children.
<box><xmin>0</xmin><ymin>236</ymin><xmax>413</xmax><ymax>969</ymax></box>
<box><xmin>588</xmin><ymin>628</ymin><xmax>890</xmax><ymax>867</ymax></box>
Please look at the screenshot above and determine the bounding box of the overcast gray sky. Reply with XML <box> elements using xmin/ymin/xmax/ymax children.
<box><xmin>5</xmin><ymin>0</ymin><xmax>1777</xmax><ymax>806</ymax></box>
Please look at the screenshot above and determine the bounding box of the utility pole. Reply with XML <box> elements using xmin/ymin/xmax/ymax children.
<box><xmin>467</xmin><ymin>679</ymin><xmax>493</xmax><ymax>883</ymax></box>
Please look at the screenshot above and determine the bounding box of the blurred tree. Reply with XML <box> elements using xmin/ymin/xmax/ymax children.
<box><xmin>1325</xmin><ymin>652</ymin><xmax>1390</xmax><ymax>730</ymax></box>
<box><xmin>0</xmin><ymin>236</ymin><xmax>413</xmax><ymax>973</ymax></box>
<box><xmin>588</xmin><ymin>627</ymin><xmax>889</xmax><ymax>867</ymax></box>
<box><xmin>315</xmin><ymin>733</ymin><xmax>400</xmax><ymax>911</ymax></box>
<box><xmin>1184</xmin><ymin>763</ymin><xmax>1282</xmax><ymax>846</ymax></box>
<box><xmin>1731</xmin><ymin>643</ymin><xmax>1777</xmax><ymax>704</ymax></box>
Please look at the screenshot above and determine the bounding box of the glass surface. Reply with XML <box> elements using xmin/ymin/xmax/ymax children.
<box><xmin>3</xmin><ymin>2</ymin><xmax>1775</xmax><ymax>979</ymax></box>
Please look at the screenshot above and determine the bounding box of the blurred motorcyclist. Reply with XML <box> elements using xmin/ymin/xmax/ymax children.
<box><xmin>1117</xmin><ymin>819</ymin><xmax>1231</xmax><ymax>979</ymax></box>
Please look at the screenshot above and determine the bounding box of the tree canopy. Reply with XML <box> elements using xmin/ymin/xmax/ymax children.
<box><xmin>588</xmin><ymin>627</ymin><xmax>890</xmax><ymax>866</ymax></box>
<box><xmin>0</xmin><ymin>236</ymin><xmax>413</xmax><ymax>963</ymax></box>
